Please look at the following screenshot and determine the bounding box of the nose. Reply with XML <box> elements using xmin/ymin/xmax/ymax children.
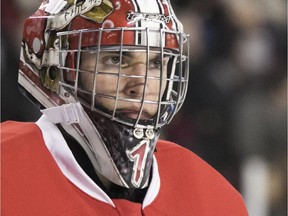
<box><xmin>123</xmin><ymin>63</ymin><xmax>148</xmax><ymax>98</ymax></box>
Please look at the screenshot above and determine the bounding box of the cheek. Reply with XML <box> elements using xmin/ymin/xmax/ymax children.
<box><xmin>160</xmin><ymin>69</ymin><xmax>168</xmax><ymax>96</ymax></box>
<box><xmin>161</xmin><ymin>79</ymin><xmax>167</xmax><ymax>95</ymax></box>
<box><xmin>95</xmin><ymin>74</ymin><xmax>118</xmax><ymax>94</ymax></box>
<box><xmin>79</xmin><ymin>72</ymin><xmax>94</xmax><ymax>92</ymax></box>
<box><xmin>80</xmin><ymin>72</ymin><xmax>118</xmax><ymax>93</ymax></box>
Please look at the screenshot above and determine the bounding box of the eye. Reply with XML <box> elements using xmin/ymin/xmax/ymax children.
<box><xmin>152</xmin><ymin>59</ymin><xmax>161</xmax><ymax>69</ymax></box>
<box><xmin>104</xmin><ymin>56</ymin><xmax>128</xmax><ymax>67</ymax></box>
<box><xmin>112</xmin><ymin>56</ymin><xmax>122</xmax><ymax>65</ymax></box>
<box><xmin>150</xmin><ymin>56</ymin><xmax>170</xmax><ymax>69</ymax></box>
<box><xmin>106</xmin><ymin>56</ymin><xmax>120</xmax><ymax>65</ymax></box>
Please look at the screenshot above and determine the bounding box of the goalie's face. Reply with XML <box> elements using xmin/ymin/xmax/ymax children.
<box><xmin>79</xmin><ymin>49</ymin><xmax>170</xmax><ymax>122</ymax></box>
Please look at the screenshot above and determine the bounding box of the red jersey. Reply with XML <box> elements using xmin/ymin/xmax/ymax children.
<box><xmin>1</xmin><ymin>120</ymin><xmax>248</xmax><ymax>215</ymax></box>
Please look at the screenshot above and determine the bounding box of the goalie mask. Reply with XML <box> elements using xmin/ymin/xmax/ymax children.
<box><xmin>19</xmin><ymin>0</ymin><xmax>189</xmax><ymax>189</ymax></box>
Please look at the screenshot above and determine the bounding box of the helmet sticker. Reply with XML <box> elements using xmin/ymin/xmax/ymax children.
<box><xmin>45</xmin><ymin>0</ymin><xmax>114</xmax><ymax>30</ymax></box>
<box><xmin>126</xmin><ymin>12</ymin><xmax>171</xmax><ymax>25</ymax></box>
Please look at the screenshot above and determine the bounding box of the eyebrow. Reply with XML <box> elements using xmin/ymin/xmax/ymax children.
<box><xmin>99</xmin><ymin>50</ymin><xmax>170</xmax><ymax>61</ymax></box>
<box><xmin>122</xmin><ymin>51</ymin><xmax>166</xmax><ymax>60</ymax></box>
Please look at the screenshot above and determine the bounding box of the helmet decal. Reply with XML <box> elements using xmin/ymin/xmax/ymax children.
<box><xmin>126</xmin><ymin>12</ymin><xmax>170</xmax><ymax>24</ymax></box>
<box><xmin>45</xmin><ymin>0</ymin><xmax>114</xmax><ymax>28</ymax></box>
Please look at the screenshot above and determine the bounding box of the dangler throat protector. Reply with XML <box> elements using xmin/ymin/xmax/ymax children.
<box><xmin>87</xmin><ymin>108</ymin><xmax>160</xmax><ymax>189</ymax></box>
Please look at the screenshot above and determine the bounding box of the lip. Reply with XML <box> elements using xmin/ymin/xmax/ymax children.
<box><xmin>117</xmin><ymin>109</ymin><xmax>151</xmax><ymax>120</ymax></box>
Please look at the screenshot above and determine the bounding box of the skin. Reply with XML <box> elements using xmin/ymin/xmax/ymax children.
<box><xmin>79</xmin><ymin>50</ymin><xmax>170</xmax><ymax>120</ymax></box>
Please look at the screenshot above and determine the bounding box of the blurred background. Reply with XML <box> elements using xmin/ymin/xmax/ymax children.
<box><xmin>1</xmin><ymin>0</ymin><xmax>287</xmax><ymax>215</ymax></box>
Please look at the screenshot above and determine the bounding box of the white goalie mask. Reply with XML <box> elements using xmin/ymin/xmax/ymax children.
<box><xmin>18</xmin><ymin>0</ymin><xmax>189</xmax><ymax>188</ymax></box>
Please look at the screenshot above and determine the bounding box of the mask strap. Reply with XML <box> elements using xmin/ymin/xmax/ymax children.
<box><xmin>41</xmin><ymin>102</ymin><xmax>81</xmax><ymax>125</ymax></box>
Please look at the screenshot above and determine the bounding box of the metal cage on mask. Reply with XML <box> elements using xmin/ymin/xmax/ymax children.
<box><xmin>57</xmin><ymin>27</ymin><xmax>189</xmax><ymax>130</ymax></box>
<box><xmin>17</xmin><ymin>0</ymin><xmax>190</xmax><ymax>189</ymax></box>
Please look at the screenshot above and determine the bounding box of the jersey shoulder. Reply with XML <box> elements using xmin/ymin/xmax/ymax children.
<box><xmin>156</xmin><ymin>139</ymin><xmax>213</xmax><ymax>169</ymax></box>
<box><xmin>156</xmin><ymin>139</ymin><xmax>236</xmax><ymax>190</ymax></box>
<box><xmin>153</xmin><ymin>140</ymin><xmax>248</xmax><ymax>216</ymax></box>
<box><xmin>1</xmin><ymin>121</ymin><xmax>42</xmax><ymax>144</ymax></box>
